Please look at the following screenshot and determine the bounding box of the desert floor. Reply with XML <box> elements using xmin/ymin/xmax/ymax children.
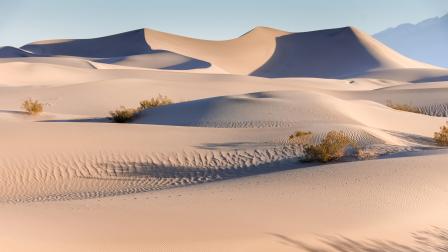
<box><xmin>1</xmin><ymin>27</ymin><xmax>448</xmax><ymax>251</ymax></box>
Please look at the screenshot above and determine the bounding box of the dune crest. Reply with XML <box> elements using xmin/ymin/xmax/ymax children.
<box><xmin>8</xmin><ymin>26</ymin><xmax>446</xmax><ymax>81</ymax></box>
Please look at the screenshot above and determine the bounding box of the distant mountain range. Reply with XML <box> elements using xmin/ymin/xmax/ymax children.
<box><xmin>375</xmin><ymin>13</ymin><xmax>448</xmax><ymax>68</ymax></box>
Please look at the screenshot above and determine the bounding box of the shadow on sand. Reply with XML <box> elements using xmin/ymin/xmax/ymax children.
<box><xmin>269</xmin><ymin>226</ymin><xmax>448</xmax><ymax>252</ymax></box>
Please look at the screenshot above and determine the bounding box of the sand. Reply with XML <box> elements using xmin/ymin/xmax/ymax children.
<box><xmin>0</xmin><ymin>26</ymin><xmax>447</xmax><ymax>251</ymax></box>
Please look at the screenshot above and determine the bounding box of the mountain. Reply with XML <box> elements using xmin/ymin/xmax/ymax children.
<box><xmin>375</xmin><ymin>13</ymin><xmax>448</xmax><ymax>68</ymax></box>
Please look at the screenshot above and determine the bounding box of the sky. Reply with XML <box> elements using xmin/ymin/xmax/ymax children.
<box><xmin>0</xmin><ymin>0</ymin><xmax>448</xmax><ymax>47</ymax></box>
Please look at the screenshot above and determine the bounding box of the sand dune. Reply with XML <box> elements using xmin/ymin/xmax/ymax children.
<box><xmin>0</xmin><ymin>56</ymin><xmax>95</xmax><ymax>69</ymax></box>
<box><xmin>1</xmin><ymin>151</ymin><xmax>448</xmax><ymax>251</ymax></box>
<box><xmin>0</xmin><ymin>25</ymin><xmax>447</xmax><ymax>251</ymax></box>
<box><xmin>0</xmin><ymin>62</ymin><xmax>103</xmax><ymax>86</ymax></box>
<box><xmin>21</xmin><ymin>29</ymin><xmax>152</xmax><ymax>57</ymax></box>
<box><xmin>135</xmin><ymin>91</ymin><xmax>358</xmax><ymax>128</ymax></box>
<box><xmin>1</xmin><ymin>26</ymin><xmax>445</xmax><ymax>81</ymax></box>
<box><xmin>252</xmin><ymin>27</ymin><xmax>438</xmax><ymax>78</ymax></box>
<box><xmin>0</xmin><ymin>46</ymin><xmax>35</xmax><ymax>58</ymax></box>
<box><xmin>359</xmin><ymin>68</ymin><xmax>448</xmax><ymax>83</ymax></box>
<box><xmin>0</xmin><ymin>77</ymin><xmax>445</xmax><ymax>203</ymax></box>
<box><xmin>93</xmin><ymin>51</ymin><xmax>210</xmax><ymax>70</ymax></box>
<box><xmin>146</xmin><ymin>26</ymin><xmax>290</xmax><ymax>74</ymax></box>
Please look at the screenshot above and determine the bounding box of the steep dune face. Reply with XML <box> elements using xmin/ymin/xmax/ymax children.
<box><xmin>145</xmin><ymin>27</ymin><xmax>290</xmax><ymax>74</ymax></box>
<box><xmin>0</xmin><ymin>46</ymin><xmax>34</xmax><ymax>58</ymax></box>
<box><xmin>21</xmin><ymin>29</ymin><xmax>152</xmax><ymax>57</ymax></box>
<box><xmin>252</xmin><ymin>27</ymin><xmax>436</xmax><ymax>78</ymax></box>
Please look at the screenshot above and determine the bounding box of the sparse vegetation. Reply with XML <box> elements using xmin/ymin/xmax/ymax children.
<box><xmin>386</xmin><ymin>100</ymin><xmax>421</xmax><ymax>114</ymax></box>
<box><xmin>110</xmin><ymin>106</ymin><xmax>138</xmax><ymax>123</ymax></box>
<box><xmin>139</xmin><ymin>95</ymin><xmax>172</xmax><ymax>111</ymax></box>
<box><xmin>434</xmin><ymin>122</ymin><xmax>448</xmax><ymax>146</ymax></box>
<box><xmin>301</xmin><ymin>131</ymin><xmax>357</xmax><ymax>163</ymax></box>
<box><xmin>289</xmin><ymin>130</ymin><xmax>312</xmax><ymax>140</ymax></box>
<box><xmin>110</xmin><ymin>95</ymin><xmax>173</xmax><ymax>123</ymax></box>
<box><xmin>22</xmin><ymin>98</ymin><xmax>44</xmax><ymax>115</ymax></box>
<box><xmin>289</xmin><ymin>130</ymin><xmax>313</xmax><ymax>145</ymax></box>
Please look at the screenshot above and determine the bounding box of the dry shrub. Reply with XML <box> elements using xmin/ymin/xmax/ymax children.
<box><xmin>434</xmin><ymin>122</ymin><xmax>448</xmax><ymax>146</ymax></box>
<box><xmin>110</xmin><ymin>95</ymin><xmax>173</xmax><ymax>123</ymax></box>
<box><xmin>289</xmin><ymin>130</ymin><xmax>312</xmax><ymax>145</ymax></box>
<box><xmin>110</xmin><ymin>106</ymin><xmax>138</xmax><ymax>123</ymax></box>
<box><xmin>301</xmin><ymin>131</ymin><xmax>357</xmax><ymax>163</ymax></box>
<box><xmin>22</xmin><ymin>98</ymin><xmax>43</xmax><ymax>115</ymax></box>
<box><xmin>386</xmin><ymin>100</ymin><xmax>421</xmax><ymax>114</ymax></box>
<box><xmin>139</xmin><ymin>95</ymin><xmax>172</xmax><ymax>110</ymax></box>
<box><xmin>289</xmin><ymin>130</ymin><xmax>312</xmax><ymax>140</ymax></box>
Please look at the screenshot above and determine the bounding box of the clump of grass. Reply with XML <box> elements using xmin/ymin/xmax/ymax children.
<box><xmin>110</xmin><ymin>95</ymin><xmax>173</xmax><ymax>123</ymax></box>
<box><xmin>434</xmin><ymin>122</ymin><xmax>448</xmax><ymax>146</ymax></box>
<box><xmin>301</xmin><ymin>131</ymin><xmax>357</xmax><ymax>163</ymax></box>
<box><xmin>22</xmin><ymin>98</ymin><xmax>44</xmax><ymax>115</ymax></box>
<box><xmin>289</xmin><ymin>130</ymin><xmax>312</xmax><ymax>140</ymax></box>
<box><xmin>139</xmin><ymin>95</ymin><xmax>172</xmax><ymax>110</ymax></box>
<box><xmin>289</xmin><ymin>130</ymin><xmax>313</xmax><ymax>145</ymax></box>
<box><xmin>110</xmin><ymin>106</ymin><xmax>138</xmax><ymax>123</ymax></box>
<box><xmin>386</xmin><ymin>100</ymin><xmax>421</xmax><ymax>114</ymax></box>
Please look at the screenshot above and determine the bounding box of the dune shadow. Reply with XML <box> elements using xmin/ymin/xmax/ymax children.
<box><xmin>269</xmin><ymin>226</ymin><xmax>448</xmax><ymax>251</ymax></box>
<box><xmin>21</xmin><ymin>29</ymin><xmax>152</xmax><ymax>58</ymax></box>
<box><xmin>414</xmin><ymin>75</ymin><xmax>448</xmax><ymax>83</ymax></box>
<box><xmin>162</xmin><ymin>58</ymin><xmax>211</xmax><ymax>70</ymax></box>
<box><xmin>93</xmin><ymin>49</ymin><xmax>169</xmax><ymax>64</ymax></box>
<box><xmin>251</xmin><ymin>27</ymin><xmax>381</xmax><ymax>79</ymax></box>
<box><xmin>39</xmin><ymin>117</ymin><xmax>110</xmax><ymax>123</ymax></box>
<box><xmin>81</xmin><ymin>157</ymin><xmax>311</xmax><ymax>181</ymax></box>
<box><xmin>195</xmin><ymin>141</ymin><xmax>276</xmax><ymax>150</ymax></box>
<box><xmin>385</xmin><ymin>130</ymin><xmax>437</xmax><ymax>146</ymax></box>
<box><xmin>0</xmin><ymin>109</ymin><xmax>28</xmax><ymax>115</ymax></box>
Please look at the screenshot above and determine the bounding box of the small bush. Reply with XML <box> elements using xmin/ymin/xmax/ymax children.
<box><xmin>289</xmin><ymin>130</ymin><xmax>312</xmax><ymax>140</ymax></box>
<box><xmin>434</xmin><ymin>122</ymin><xmax>448</xmax><ymax>146</ymax></box>
<box><xmin>139</xmin><ymin>95</ymin><xmax>172</xmax><ymax>110</ymax></box>
<box><xmin>110</xmin><ymin>106</ymin><xmax>138</xmax><ymax>123</ymax></box>
<box><xmin>289</xmin><ymin>131</ymin><xmax>313</xmax><ymax>144</ymax></box>
<box><xmin>22</xmin><ymin>98</ymin><xmax>43</xmax><ymax>115</ymax></box>
<box><xmin>301</xmin><ymin>131</ymin><xmax>357</xmax><ymax>163</ymax></box>
<box><xmin>109</xmin><ymin>95</ymin><xmax>173</xmax><ymax>123</ymax></box>
<box><xmin>386</xmin><ymin>100</ymin><xmax>421</xmax><ymax>114</ymax></box>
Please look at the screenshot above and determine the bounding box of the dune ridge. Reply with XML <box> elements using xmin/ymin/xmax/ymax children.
<box><xmin>4</xmin><ymin>26</ymin><xmax>445</xmax><ymax>80</ymax></box>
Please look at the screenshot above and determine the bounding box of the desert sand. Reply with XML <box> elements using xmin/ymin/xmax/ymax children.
<box><xmin>0</xmin><ymin>26</ymin><xmax>448</xmax><ymax>251</ymax></box>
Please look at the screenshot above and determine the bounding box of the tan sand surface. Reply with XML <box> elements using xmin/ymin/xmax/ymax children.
<box><xmin>0</xmin><ymin>26</ymin><xmax>447</xmax><ymax>251</ymax></box>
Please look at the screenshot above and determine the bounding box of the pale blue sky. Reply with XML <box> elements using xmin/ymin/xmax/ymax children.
<box><xmin>1</xmin><ymin>0</ymin><xmax>448</xmax><ymax>47</ymax></box>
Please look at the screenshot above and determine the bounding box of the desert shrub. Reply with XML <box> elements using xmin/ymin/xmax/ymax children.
<box><xmin>301</xmin><ymin>131</ymin><xmax>357</xmax><ymax>163</ymax></box>
<box><xmin>289</xmin><ymin>130</ymin><xmax>312</xmax><ymax>140</ymax></box>
<box><xmin>109</xmin><ymin>95</ymin><xmax>172</xmax><ymax>123</ymax></box>
<box><xmin>386</xmin><ymin>100</ymin><xmax>421</xmax><ymax>114</ymax></box>
<box><xmin>22</xmin><ymin>98</ymin><xmax>44</xmax><ymax>115</ymax></box>
<box><xmin>289</xmin><ymin>130</ymin><xmax>313</xmax><ymax>144</ymax></box>
<box><xmin>139</xmin><ymin>95</ymin><xmax>172</xmax><ymax>110</ymax></box>
<box><xmin>434</xmin><ymin>122</ymin><xmax>448</xmax><ymax>146</ymax></box>
<box><xmin>110</xmin><ymin>106</ymin><xmax>138</xmax><ymax>123</ymax></box>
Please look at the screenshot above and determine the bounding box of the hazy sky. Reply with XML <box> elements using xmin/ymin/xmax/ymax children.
<box><xmin>1</xmin><ymin>0</ymin><xmax>448</xmax><ymax>47</ymax></box>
